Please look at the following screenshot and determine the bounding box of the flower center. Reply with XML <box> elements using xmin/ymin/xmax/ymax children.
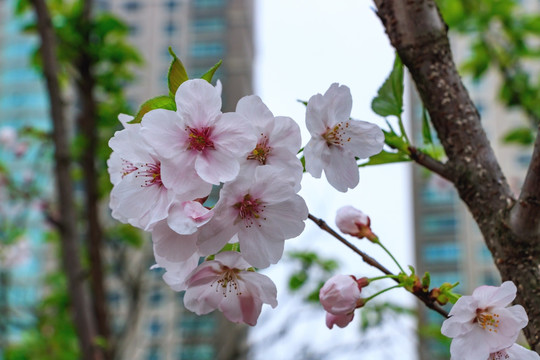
<box><xmin>121</xmin><ymin>159</ymin><xmax>138</xmax><ymax>178</ymax></box>
<box><xmin>322</xmin><ymin>122</ymin><xmax>351</xmax><ymax>147</ymax></box>
<box><xmin>233</xmin><ymin>194</ymin><xmax>266</xmax><ymax>228</ymax></box>
<box><xmin>186</xmin><ymin>126</ymin><xmax>215</xmax><ymax>152</ymax></box>
<box><xmin>247</xmin><ymin>134</ymin><xmax>272</xmax><ymax>165</ymax></box>
<box><xmin>489</xmin><ymin>350</ymin><xmax>510</xmax><ymax>360</ymax></box>
<box><xmin>213</xmin><ymin>267</ymin><xmax>241</xmax><ymax>297</ymax></box>
<box><xmin>476</xmin><ymin>309</ymin><xmax>500</xmax><ymax>333</ymax></box>
<box><xmin>136</xmin><ymin>161</ymin><xmax>162</xmax><ymax>188</ymax></box>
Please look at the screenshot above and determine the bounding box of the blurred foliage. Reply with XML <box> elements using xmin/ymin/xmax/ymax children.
<box><xmin>437</xmin><ymin>0</ymin><xmax>540</xmax><ymax>145</ymax></box>
<box><xmin>287</xmin><ymin>251</ymin><xmax>339</xmax><ymax>302</ymax></box>
<box><xmin>359</xmin><ymin>301</ymin><xmax>416</xmax><ymax>331</ymax></box>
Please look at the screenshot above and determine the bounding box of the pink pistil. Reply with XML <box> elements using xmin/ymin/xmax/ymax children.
<box><xmin>187</xmin><ymin>126</ymin><xmax>215</xmax><ymax>152</ymax></box>
<box><xmin>136</xmin><ymin>162</ymin><xmax>162</xmax><ymax>187</ymax></box>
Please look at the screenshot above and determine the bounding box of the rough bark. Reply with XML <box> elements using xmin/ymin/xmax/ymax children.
<box><xmin>375</xmin><ymin>0</ymin><xmax>540</xmax><ymax>353</ymax></box>
<box><xmin>30</xmin><ymin>0</ymin><xmax>104</xmax><ymax>359</ymax></box>
<box><xmin>75</xmin><ymin>0</ymin><xmax>110</xmax><ymax>352</ymax></box>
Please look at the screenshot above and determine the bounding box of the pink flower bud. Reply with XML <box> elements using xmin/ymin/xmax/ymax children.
<box><xmin>0</xmin><ymin>126</ymin><xmax>17</xmax><ymax>148</ymax></box>
<box><xmin>319</xmin><ymin>274</ymin><xmax>363</xmax><ymax>315</ymax></box>
<box><xmin>335</xmin><ymin>205</ymin><xmax>376</xmax><ymax>241</ymax></box>
<box><xmin>326</xmin><ymin>312</ymin><xmax>354</xmax><ymax>329</ymax></box>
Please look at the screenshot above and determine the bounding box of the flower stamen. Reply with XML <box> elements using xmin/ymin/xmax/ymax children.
<box><xmin>187</xmin><ymin>126</ymin><xmax>215</xmax><ymax>152</ymax></box>
<box><xmin>323</xmin><ymin>121</ymin><xmax>351</xmax><ymax>147</ymax></box>
<box><xmin>136</xmin><ymin>162</ymin><xmax>162</xmax><ymax>188</ymax></box>
<box><xmin>476</xmin><ymin>309</ymin><xmax>500</xmax><ymax>333</ymax></box>
<box><xmin>233</xmin><ymin>194</ymin><xmax>266</xmax><ymax>228</ymax></box>
<box><xmin>247</xmin><ymin>134</ymin><xmax>272</xmax><ymax>165</ymax></box>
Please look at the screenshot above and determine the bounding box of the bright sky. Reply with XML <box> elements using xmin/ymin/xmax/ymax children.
<box><xmin>250</xmin><ymin>1</ymin><xmax>417</xmax><ymax>359</ymax></box>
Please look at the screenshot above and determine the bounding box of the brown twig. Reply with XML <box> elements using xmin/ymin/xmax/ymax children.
<box><xmin>408</xmin><ymin>146</ymin><xmax>451</xmax><ymax>181</ymax></box>
<box><xmin>308</xmin><ymin>213</ymin><xmax>449</xmax><ymax>318</ymax></box>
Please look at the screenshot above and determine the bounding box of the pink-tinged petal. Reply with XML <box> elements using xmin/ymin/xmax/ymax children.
<box><xmin>176</xmin><ymin>79</ymin><xmax>221</xmax><ymax>129</ymax></box>
<box><xmin>503</xmin><ymin>344</ymin><xmax>540</xmax><ymax>359</ymax></box>
<box><xmin>213</xmin><ymin>251</ymin><xmax>252</xmax><ymax>270</ymax></box>
<box><xmin>107</xmin><ymin>152</ymin><xmax>123</xmax><ymax>186</ymax></box>
<box><xmin>212</xmin><ymin>112</ymin><xmax>257</xmax><ymax>155</ymax></box>
<box><xmin>117</xmin><ymin>113</ymin><xmax>134</xmax><ymax>127</ymax></box>
<box><xmin>235</xmin><ymin>95</ymin><xmax>274</xmax><ymax>127</ymax></box>
<box><xmin>159</xmin><ymin>252</ymin><xmax>200</xmax><ymax>292</ymax></box>
<box><xmin>447</xmin><ymin>295</ymin><xmax>479</xmax><ymax>319</ymax></box>
<box><xmin>441</xmin><ymin>316</ymin><xmax>476</xmax><ymax>339</ymax></box>
<box><xmin>197</xmin><ymin>215</ymin><xmax>238</xmax><ymax>256</ymax></box>
<box><xmin>335</xmin><ymin>206</ymin><xmax>370</xmax><ymax>235</ymax></box>
<box><xmin>160</xmin><ymin>156</ymin><xmax>212</xmax><ymax>199</ymax></box>
<box><xmin>184</xmin><ymin>281</ymin><xmax>224</xmax><ymax>315</ymax></box>
<box><xmin>319</xmin><ymin>274</ymin><xmax>361</xmax><ymax>315</ymax></box>
<box><xmin>322</xmin><ymin>83</ymin><xmax>353</xmax><ymax>127</ymax></box>
<box><xmin>240</xmin><ymin>272</ymin><xmax>278</xmax><ymax>308</ymax></box>
<box><xmin>239</xmin><ymin>228</ymin><xmax>285</xmax><ymax>268</ymax></box>
<box><xmin>343</xmin><ymin>120</ymin><xmax>385</xmax><ymax>159</ymax></box>
<box><xmin>151</xmin><ymin>220</ymin><xmax>198</xmax><ymax>262</ymax></box>
<box><xmin>323</xmin><ymin>146</ymin><xmax>359</xmax><ymax>192</ymax></box>
<box><xmin>186</xmin><ymin>262</ymin><xmax>222</xmax><ymax>287</ymax></box>
<box><xmin>474</xmin><ymin>281</ymin><xmax>517</xmax><ymax>309</ymax></box>
<box><xmin>195</xmin><ymin>148</ymin><xmax>240</xmax><ymax>185</ymax></box>
<box><xmin>304</xmin><ymin>137</ymin><xmax>330</xmax><ymax>178</ymax></box>
<box><xmin>450</xmin><ymin>332</ymin><xmax>491</xmax><ymax>360</ymax></box>
<box><xmin>167</xmin><ymin>200</ymin><xmax>213</xmax><ymax>235</ymax></box>
<box><xmin>326</xmin><ymin>312</ymin><xmax>354</xmax><ymax>329</ymax></box>
<box><xmin>140</xmin><ymin>109</ymin><xmax>187</xmax><ymax>159</ymax></box>
<box><xmin>269</xmin><ymin>116</ymin><xmax>302</xmax><ymax>153</ymax></box>
<box><xmin>305</xmin><ymin>93</ymin><xmax>327</xmax><ymax>134</ymax></box>
<box><xmin>259</xmin><ymin>197</ymin><xmax>307</xmax><ymax>238</ymax></box>
<box><xmin>504</xmin><ymin>305</ymin><xmax>529</xmax><ymax>329</ymax></box>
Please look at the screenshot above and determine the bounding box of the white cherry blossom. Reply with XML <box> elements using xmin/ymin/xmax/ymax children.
<box><xmin>441</xmin><ymin>281</ymin><xmax>529</xmax><ymax>360</ymax></box>
<box><xmin>304</xmin><ymin>83</ymin><xmax>384</xmax><ymax>192</ymax></box>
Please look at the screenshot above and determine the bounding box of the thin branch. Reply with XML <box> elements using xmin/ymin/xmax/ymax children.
<box><xmin>408</xmin><ymin>146</ymin><xmax>451</xmax><ymax>181</ymax></box>
<box><xmin>308</xmin><ymin>213</ymin><xmax>448</xmax><ymax>318</ymax></box>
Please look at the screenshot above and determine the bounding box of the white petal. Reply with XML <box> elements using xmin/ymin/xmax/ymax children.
<box><xmin>324</xmin><ymin>146</ymin><xmax>359</xmax><ymax>192</ymax></box>
<box><xmin>176</xmin><ymin>79</ymin><xmax>222</xmax><ymax>129</ymax></box>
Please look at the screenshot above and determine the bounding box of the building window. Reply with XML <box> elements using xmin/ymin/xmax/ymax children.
<box><xmin>179</xmin><ymin>345</ymin><xmax>215</xmax><ymax>360</ymax></box>
<box><xmin>192</xmin><ymin>18</ymin><xmax>225</xmax><ymax>33</ymax></box>
<box><xmin>128</xmin><ymin>24</ymin><xmax>139</xmax><ymax>36</ymax></box>
<box><xmin>123</xmin><ymin>1</ymin><xmax>141</xmax><ymax>12</ymax></box>
<box><xmin>164</xmin><ymin>22</ymin><xmax>178</xmax><ymax>36</ymax></box>
<box><xmin>190</xmin><ymin>42</ymin><xmax>224</xmax><ymax>58</ymax></box>
<box><xmin>193</xmin><ymin>0</ymin><xmax>225</xmax><ymax>8</ymax></box>
<box><xmin>149</xmin><ymin>288</ymin><xmax>163</xmax><ymax>306</ymax></box>
<box><xmin>516</xmin><ymin>153</ymin><xmax>532</xmax><ymax>168</ymax></box>
<box><xmin>164</xmin><ymin>0</ymin><xmax>180</xmax><ymax>11</ymax></box>
<box><xmin>148</xmin><ymin>318</ymin><xmax>162</xmax><ymax>337</ymax></box>
<box><xmin>107</xmin><ymin>291</ymin><xmax>122</xmax><ymax>308</ymax></box>
<box><xmin>146</xmin><ymin>346</ymin><xmax>161</xmax><ymax>360</ymax></box>
<box><xmin>421</xmin><ymin>214</ymin><xmax>457</xmax><ymax>234</ymax></box>
<box><xmin>423</xmin><ymin>242</ymin><xmax>461</xmax><ymax>263</ymax></box>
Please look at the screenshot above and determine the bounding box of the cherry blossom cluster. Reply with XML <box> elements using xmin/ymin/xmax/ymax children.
<box><xmin>107</xmin><ymin>78</ymin><xmax>384</xmax><ymax>325</ymax></box>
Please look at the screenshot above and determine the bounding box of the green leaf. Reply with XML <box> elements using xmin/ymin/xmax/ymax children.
<box><xmin>359</xmin><ymin>150</ymin><xmax>411</xmax><ymax>167</ymax></box>
<box><xmin>289</xmin><ymin>270</ymin><xmax>308</xmax><ymax>291</ymax></box>
<box><xmin>201</xmin><ymin>59</ymin><xmax>223</xmax><ymax>83</ymax></box>
<box><xmin>167</xmin><ymin>47</ymin><xmax>189</xmax><ymax>97</ymax></box>
<box><xmin>371</xmin><ymin>54</ymin><xmax>404</xmax><ymax>117</ymax></box>
<box><xmin>130</xmin><ymin>95</ymin><xmax>176</xmax><ymax>124</ymax></box>
<box><xmin>383</xmin><ymin>129</ymin><xmax>409</xmax><ymax>153</ymax></box>
<box><xmin>502</xmin><ymin>126</ymin><xmax>535</xmax><ymax>145</ymax></box>
<box><xmin>422</xmin><ymin>108</ymin><xmax>434</xmax><ymax>145</ymax></box>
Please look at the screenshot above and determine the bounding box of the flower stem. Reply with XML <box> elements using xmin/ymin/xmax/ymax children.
<box><xmin>374</xmin><ymin>238</ymin><xmax>406</xmax><ymax>274</ymax></box>
<box><xmin>364</xmin><ymin>284</ymin><xmax>403</xmax><ymax>303</ymax></box>
<box><xmin>369</xmin><ymin>275</ymin><xmax>399</xmax><ymax>282</ymax></box>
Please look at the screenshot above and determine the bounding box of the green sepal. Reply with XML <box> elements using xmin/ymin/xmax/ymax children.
<box><xmin>201</xmin><ymin>59</ymin><xmax>223</xmax><ymax>83</ymax></box>
<box><xmin>371</xmin><ymin>54</ymin><xmax>404</xmax><ymax>117</ymax></box>
<box><xmin>167</xmin><ymin>47</ymin><xmax>189</xmax><ymax>97</ymax></box>
<box><xmin>129</xmin><ymin>95</ymin><xmax>176</xmax><ymax>124</ymax></box>
<box><xmin>421</xmin><ymin>272</ymin><xmax>431</xmax><ymax>289</ymax></box>
<box><xmin>359</xmin><ymin>150</ymin><xmax>411</xmax><ymax>167</ymax></box>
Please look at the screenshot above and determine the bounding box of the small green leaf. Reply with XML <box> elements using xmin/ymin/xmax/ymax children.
<box><xmin>371</xmin><ymin>54</ymin><xmax>404</xmax><ymax>117</ymax></box>
<box><xmin>422</xmin><ymin>108</ymin><xmax>434</xmax><ymax>145</ymax></box>
<box><xmin>201</xmin><ymin>59</ymin><xmax>223</xmax><ymax>83</ymax></box>
<box><xmin>130</xmin><ymin>95</ymin><xmax>176</xmax><ymax>124</ymax></box>
<box><xmin>502</xmin><ymin>126</ymin><xmax>535</xmax><ymax>145</ymax></box>
<box><xmin>359</xmin><ymin>150</ymin><xmax>411</xmax><ymax>167</ymax></box>
<box><xmin>383</xmin><ymin>129</ymin><xmax>409</xmax><ymax>153</ymax></box>
<box><xmin>167</xmin><ymin>47</ymin><xmax>189</xmax><ymax>97</ymax></box>
<box><xmin>289</xmin><ymin>271</ymin><xmax>308</xmax><ymax>291</ymax></box>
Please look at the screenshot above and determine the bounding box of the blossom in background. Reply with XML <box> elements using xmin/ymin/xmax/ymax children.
<box><xmin>319</xmin><ymin>274</ymin><xmax>368</xmax><ymax>329</ymax></box>
<box><xmin>183</xmin><ymin>251</ymin><xmax>277</xmax><ymax>326</ymax></box>
<box><xmin>441</xmin><ymin>281</ymin><xmax>528</xmax><ymax>360</ymax></box>
<box><xmin>335</xmin><ymin>205</ymin><xmax>376</xmax><ymax>241</ymax></box>
<box><xmin>141</xmin><ymin>79</ymin><xmax>256</xmax><ymax>189</ymax></box>
<box><xmin>0</xmin><ymin>126</ymin><xmax>17</xmax><ymax>149</ymax></box>
<box><xmin>235</xmin><ymin>95</ymin><xmax>303</xmax><ymax>190</ymax></box>
<box><xmin>489</xmin><ymin>344</ymin><xmax>540</xmax><ymax>360</ymax></box>
<box><xmin>304</xmin><ymin>83</ymin><xmax>384</xmax><ymax>192</ymax></box>
<box><xmin>197</xmin><ymin>166</ymin><xmax>308</xmax><ymax>268</ymax></box>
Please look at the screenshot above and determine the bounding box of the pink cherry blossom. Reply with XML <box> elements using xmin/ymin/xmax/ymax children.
<box><xmin>0</xmin><ymin>126</ymin><xmax>17</xmax><ymax>148</ymax></box>
<box><xmin>140</xmin><ymin>79</ymin><xmax>256</xmax><ymax>189</ymax></box>
<box><xmin>304</xmin><ymin>83</ymin><xmax>384</xmax><ymax>192</ymax></box>
<box><xmin>319</xmin><ymin>274</ymin><xmax>367</xmax><ymax>315</ymax></box>
<box><xmin>489</xmin><ymin>344</ymin><xmax>540</xmax><ymax>360</ymax></box>
<box><xmin>183</xmin><ymin>251</ymin><xmax>277</xmax><ymax>326</ymax></box>
<box><xmin>235</xmin><ymin>95</ymin><xmax>303</xmax><ymax>190</ymax></box>
<box><xmin>441</xmin><ymin>281</ymin><xmax>529</xmax><ymax>360</ymax></box>
<box><xmin>108</xmin><ymin>122</ymin><xmax>176</xmax><ymax>231</ymax></box>
<box><xmin>326</xmin><ymin>312</ymin><xmax>355</xmax><ymax>329</ymax></box>
<box><xmin>152</xmin><ymin>248</ymin><xmax>201</xmax><ymax>292</ymax></box>
<box><xmin>335</xmin><ymin>206</ymin><xmax>376</xmax><ymax>241</ymax></box>
<box><xmin>197</xmin><ymin>166</ymin><xmax>308</xmax><ymax>268</ymax></box>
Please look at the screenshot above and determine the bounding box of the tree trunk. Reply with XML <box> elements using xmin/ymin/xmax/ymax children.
<box><xmin>30</xmin><ymin>0</ymin><xmax>104</xmax><ymax>359</ymax></box>
<box><xmin>374</xmin><ymin>0</ymin><xmax>540</xmax><ymax>353</ymax></box>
